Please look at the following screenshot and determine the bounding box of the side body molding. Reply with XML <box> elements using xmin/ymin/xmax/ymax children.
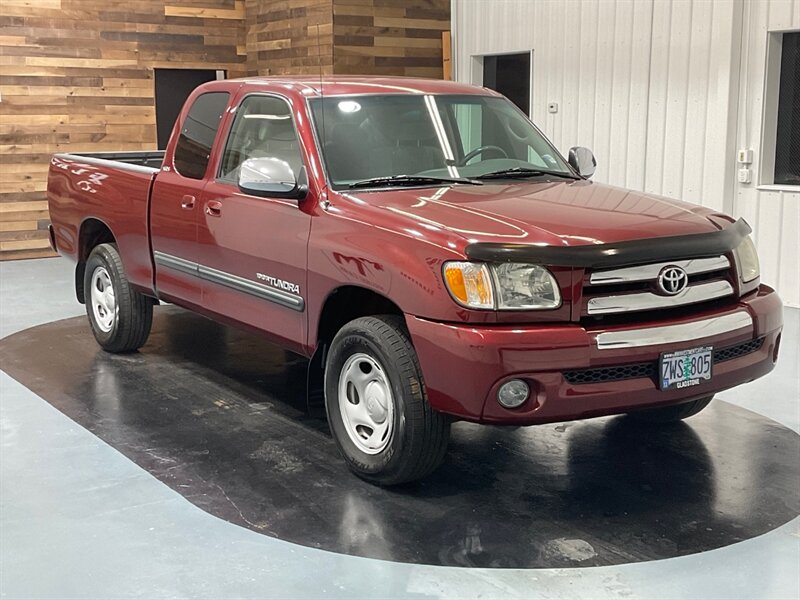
<box><xmin>153</xmin><ymin>251</ymin><xmax>304</xmax><ymax>312</ymax></box>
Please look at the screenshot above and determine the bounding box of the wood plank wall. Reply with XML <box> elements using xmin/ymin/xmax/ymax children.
<box><xmin>332</xmin><ymin>0</ymin><xmax>450</xmax><ymax>78</ymax></box>
<box><xmin>245</xmin><ymin>0</ymin><xmax>333</xmax><ymax>76</ymax></box>
<box><xmin>0</xmin><ymin>0</ymin><xmax>247</xmax><ymax>260</ymax></box>
<box><xmin>0</xmin><ymin>0</ymin><xmax>450</xmax><ymax>261</ymax></box>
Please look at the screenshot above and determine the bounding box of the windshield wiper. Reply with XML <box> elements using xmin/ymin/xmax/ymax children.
<box><xmin>476</xmin><ymin>167</ymin><xmax>580</xmax><ymax>181</ymax></box>
<box><xmin>348</xmin><ymin>174</ymin><xmax>482</xmax><ymax>189</ymax></box>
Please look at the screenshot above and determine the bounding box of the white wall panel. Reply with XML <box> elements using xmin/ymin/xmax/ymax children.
<box><xmin>733</xmin><ymin>0</ymin><xmax>800</xmax><ymax>307</ymax></box>
<box><xmin>452</xmin><ymin>0</ymin><xmax>799</xmax><ymax>306</ymax></box>
<box><xmin>643</xmin><ymin>0</ymin><xmax>672</xmax><ymax>197</ymax></box>
<box><xmin>626</xmin><ymin>0</ymin><xmax>655</xmax><ymax>191</ymax></box>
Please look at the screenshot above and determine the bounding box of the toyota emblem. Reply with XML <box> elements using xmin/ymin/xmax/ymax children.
<box><xmin>657</xmin><ymin>266</ymin><xmax>689</xmax><ymax>295</ymax></box>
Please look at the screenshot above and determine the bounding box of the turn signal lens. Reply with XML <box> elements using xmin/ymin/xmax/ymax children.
<box><xmin>443</xmin><ymin>261</ymin><xmax>494</xmax><ymax>309</ymax></box>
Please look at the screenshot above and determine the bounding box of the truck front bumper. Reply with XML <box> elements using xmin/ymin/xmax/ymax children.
<box><xmin>405</xmin><ymin>285</ymin><xmax>783</xmax><ymax>425</ymax></box>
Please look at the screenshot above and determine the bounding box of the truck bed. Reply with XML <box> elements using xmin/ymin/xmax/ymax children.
<box><xmin>48</xmin><ymin>151</ymin><xmax>162</xmax><ymax>295</ymax></box>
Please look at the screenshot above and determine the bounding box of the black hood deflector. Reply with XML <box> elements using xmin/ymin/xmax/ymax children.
<box><xmin>465</xmin><ymin>218</ymin><xmax>751</xmax><ymax>268</ymax></box>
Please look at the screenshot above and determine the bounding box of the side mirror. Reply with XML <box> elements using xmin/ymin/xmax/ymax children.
<box><xmin>238</xmin><ymin>157</ymin><xmax>308</xmax><ymax>200</ymax></box>
<box><xmin>568</xmin><ymin>146</ymin><xmax>596</xmax><ymax>178</ymax></box>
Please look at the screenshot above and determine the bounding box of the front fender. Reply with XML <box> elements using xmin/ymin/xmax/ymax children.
<box><xmin>305</xmin><ymin>206</ymin><xmax>506</xmax><ymax>352</ymax></box>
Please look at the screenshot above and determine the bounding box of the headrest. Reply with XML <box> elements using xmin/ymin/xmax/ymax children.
<box><xmin>267</xmin><ymin>117</ymin><xmax>296</xmax><ymax>142</ymax></box>
<box><xmin>393</xmin><ymin>111</ymin><xmax>435</xmax><ymax>143</ymax></box>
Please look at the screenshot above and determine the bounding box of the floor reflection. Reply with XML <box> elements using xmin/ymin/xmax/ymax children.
<box><xmin>1</xmin><ymin>305</ymin><xmax>797</xmax><ymax>568</ymax></box>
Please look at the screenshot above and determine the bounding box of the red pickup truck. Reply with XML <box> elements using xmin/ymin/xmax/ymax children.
<box><xmin>47</xmin><ymin>77</ymin><xmax>783</xmax><ymax>484</ymax></box>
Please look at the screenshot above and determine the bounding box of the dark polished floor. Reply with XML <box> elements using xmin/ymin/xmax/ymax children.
<box><xmin>1</xmin><ymin>305</ymin><xmax>797</xmax><ymax>569</ymax></box>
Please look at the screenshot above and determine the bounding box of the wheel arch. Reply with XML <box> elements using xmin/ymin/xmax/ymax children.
<box><xmin>75</xmin><ymin>218</ymin><xmax>116</xmax><ymax>304</ymax></box>
<box><xmin>306</xmin><ymin>285</ymin><xmax>405</xmax><ymax>416</ymax></box>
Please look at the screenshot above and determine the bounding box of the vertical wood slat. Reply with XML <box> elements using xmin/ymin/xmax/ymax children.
<box><xmin>442</xmin><ymin>31</ymin><xmax>452</xmax><ymax>80</ymax></box>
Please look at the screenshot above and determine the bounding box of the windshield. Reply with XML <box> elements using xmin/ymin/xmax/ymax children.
<box><xmin>309</xmin><ymin>94</ymin><xmax>573</xmax><ymax>189</ymax></box>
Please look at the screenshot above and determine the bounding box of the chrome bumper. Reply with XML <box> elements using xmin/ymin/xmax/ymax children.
<box><xmin>595</xmin><ymin>312</ymin><xmax>753</xmax><ymax>350</ymax></box>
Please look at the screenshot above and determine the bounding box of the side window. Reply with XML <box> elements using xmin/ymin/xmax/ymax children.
<box><xmin>219</xmin><ymin>95</ymin><xmax>303</xmax><ymax>182</ymax></box>
<box><xmin>173</xmin><ymin>92</ymin><xmax>229</xmax><ymax>180</ymax></box>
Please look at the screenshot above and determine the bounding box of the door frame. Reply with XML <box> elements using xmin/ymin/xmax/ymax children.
<box><xmin>469</xmin><ymin>49</ymin><xmax>534</xmax><ymax>117</ymax></box>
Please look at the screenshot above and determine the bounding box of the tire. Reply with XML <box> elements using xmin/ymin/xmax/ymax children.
<box><xmin>324</xmin><ymin>315</ymin><xmax>450</xmax><ymax>485</ymax></box>
<box><xmin>628</xmin><ymin>395</ymin><xmax>714</xmax><ymax>423</ymax></box>
<box><xmin>84</xmin><ymin>243</ymin><xmax>153</xmax><ymax>353</ymax></box>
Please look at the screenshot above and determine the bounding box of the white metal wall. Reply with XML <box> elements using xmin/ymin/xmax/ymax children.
<box><xmin>734</xmin><ymin>0</ymin><xmax>800</xmax><ymax>308</ymax></box>
<box><xmin>452</xmin><ymin>0</ymin><xmax>799</xmax><ymax>306</ymax></box>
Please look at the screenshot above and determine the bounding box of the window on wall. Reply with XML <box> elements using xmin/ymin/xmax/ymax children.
<box><xmin>762</xmin><ymin>31</ymin><xmax>800</xmax><ymax>187</ymax></box>
<box><xmin>774</xmin><ymin>32</ymin><xmax>799</xmax><ymax>186</ymax></box>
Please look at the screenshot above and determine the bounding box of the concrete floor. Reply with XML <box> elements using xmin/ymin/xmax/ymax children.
<box><xmin>1</xmin><ymin>257</ymin><xmax>798</xmax><ymax>599</ymax></box>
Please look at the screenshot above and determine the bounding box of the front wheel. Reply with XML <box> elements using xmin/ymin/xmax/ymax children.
<box><xmin>84</xmin><ymin>243</ymin><xmax>153</xmax><ymax>353</ymax></box>
<box><xmin>324</xmin><ymin>315</ymin><xmax>450</xmax><ymax>485</ymax></box>
<box><xmin>628</xmin><ymin>395</ymin><xmax>714</xmax><ymax>423</ymax></box>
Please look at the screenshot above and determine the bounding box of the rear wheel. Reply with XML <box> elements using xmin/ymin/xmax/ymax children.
<box><xmin>324</xmin><ymin>315</ymin><xmax>450</xmax><ymax>485</ymax></box>
<box><xmin>628</xmin><ymin>395</ymin><xmax>714</xmax><ymax>423</ymax></box>
<box><xmin>84</xmin><ymin>243</ymin><xmax>153</xmax><ymax>353</ymax></box>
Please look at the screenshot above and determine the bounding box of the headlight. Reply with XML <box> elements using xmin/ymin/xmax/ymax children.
<box><xmin>443</xmin><ymin>261</ymin><xmax>494</xmax><ymax>309</ymax></box>
<box><xmin>734</xmin><ymin>235</ymin><xmax>760</xmax><ymax>283</ymax></box>
<box><xmin>493</xmin><ymin>263</ymin><xmax>561</xmax><ymax>309</ymax></box>
<box><xmin>443</xmin><ymin>261</ymin><xmax>560</xmax><ymax>310</ymax></box>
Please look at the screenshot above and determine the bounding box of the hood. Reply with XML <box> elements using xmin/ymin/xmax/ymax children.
<box><xmin>342</xmin><ymin>179</ymin><xmax>731</xmax><ymax>249</ymax></box>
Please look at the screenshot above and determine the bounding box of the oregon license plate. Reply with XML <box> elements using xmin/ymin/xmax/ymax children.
<box><xmin>659</xmin><ymin>346</ymin><xmax>712</xmax><ymax>390</ymax></box>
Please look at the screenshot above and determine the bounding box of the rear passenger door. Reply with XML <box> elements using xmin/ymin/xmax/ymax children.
<box><xmin>195</xmin><ymin>93</ymin><xmax>312</xmax><ymax>353</ymax></box>
<box><xmin>151</xmin><ymin>90</ymin><xmax>229</xmax><ymax>308</ymax></box>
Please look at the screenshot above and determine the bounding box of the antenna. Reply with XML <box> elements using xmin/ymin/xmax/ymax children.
<box><xmin>316</xmin><ymin>23</ymin><xmax>327</xmax><ymax>192</ymax></box>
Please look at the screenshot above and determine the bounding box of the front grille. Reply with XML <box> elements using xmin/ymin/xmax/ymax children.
<box><xmin>563</xmin><ymin>336</ymin><xmax>765</xmax><ymax>385</ymax></box>
<box><xmin>564</xmin><ymin>362</ymin><xmax>656</xmax><ymax>384</ymax></box>
<box><xmin>582</xmin><ymin>255</ymin><xmax>734</xmax><ymax>317</ymax></box>
<box><xmin>714</xmin><ymin>336</ymin><xmax>764</xmax><ymax>362</ymax></box>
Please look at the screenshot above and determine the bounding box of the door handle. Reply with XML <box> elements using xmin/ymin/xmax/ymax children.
<box><xmin>181</xmin><ymin>195</ymin><xmax>195</xmax><ymax>210</ymax></box>
<box><xmin>205</xmin><ymin>200</ymin><xmax>222</xmax><ymax>217</ymax></box>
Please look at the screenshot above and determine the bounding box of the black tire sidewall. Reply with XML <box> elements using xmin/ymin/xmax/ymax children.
<box><xmin>84</xmin><ymin>245</ymin><xmax>121</xmax><ymax>345</ymax></box>
<box><xmin>324</xmin><ymin>322</ymin><xmax>415</xmax><ymax>481</ymax></box>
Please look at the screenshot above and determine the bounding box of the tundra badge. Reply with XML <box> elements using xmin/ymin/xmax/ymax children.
<box><xmin>257</xmin><ymin>273</ymin><xmax>300</xmax><ymax>295</ymax></box>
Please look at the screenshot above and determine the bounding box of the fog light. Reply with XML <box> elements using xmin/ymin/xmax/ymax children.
<box><xmin>497</xmin><ymin>379</ymin><xmax>529</xmax><ymax>409</ymax></box>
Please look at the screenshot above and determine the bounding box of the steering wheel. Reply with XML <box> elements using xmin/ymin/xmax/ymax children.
<box><xmin>457</xmin><ymin>145</ymin><xmax>508</xmax><ymax>166</ymax></box>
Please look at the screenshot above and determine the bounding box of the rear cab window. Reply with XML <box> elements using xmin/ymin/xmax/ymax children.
<box><xmin>173</xmin><ymin>91</ymin><xmax>230</xmax><ymax>180</ymax></box>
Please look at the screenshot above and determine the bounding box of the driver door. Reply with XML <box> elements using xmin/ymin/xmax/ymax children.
<box><xmin>194</xmin><ymin>93</ymin><xmax>312</xmax><ymax>353</ymax></box>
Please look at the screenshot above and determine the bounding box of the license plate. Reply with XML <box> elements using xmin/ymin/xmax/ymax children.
<box><xmin>659</xmin><ymin>346</ymin><xmax>712</xmax><ymax>390</ymax></box>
